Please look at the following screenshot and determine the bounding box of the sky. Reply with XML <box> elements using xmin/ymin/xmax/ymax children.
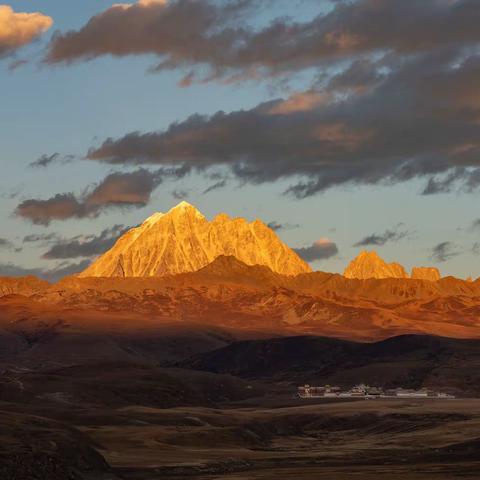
<box><xmin>1</xmin><ymin>0</ymin><xmax>480</xmax><ymax>280</ymax></box>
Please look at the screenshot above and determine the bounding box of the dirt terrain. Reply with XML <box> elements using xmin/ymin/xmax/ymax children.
<box><xmin>1</xmin><ymin>329</ymin><xmax>480</xmax><ymax>479</ymax></box>
<box><xmin>2</xmin><ymin>262</ymin><xmax>480</xmax><ymax>478</ymax></box>
<box><xmin>2</xmin><ymin>256</ymin><xmax>480</xmax><ymax>343</ymax></box>
<box><xmin>2</xmin><ymin>395</ymin><xmax>480</xmax><ymax>479</ymax></box>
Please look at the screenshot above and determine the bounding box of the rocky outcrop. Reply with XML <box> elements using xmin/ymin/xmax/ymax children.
<box><xmin>344</xmin><ymin>251</ymin><xmax>409</xmax><ymax>279</ymax></box>
<box><xmin>79</xmin><ymin>201</ymin><xmax>311</xmax><ymax>278</ymax></box>
<box><xmin>411</xmin><ymin>267</ymin><xmax>441</xmax><ymax>281</ymax></box>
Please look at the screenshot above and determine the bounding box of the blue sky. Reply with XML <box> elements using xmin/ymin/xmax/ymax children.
<box><xmin>1</xmin><ymin>0</ymin><xmax>479</xmax><ymax>279</ymax></box>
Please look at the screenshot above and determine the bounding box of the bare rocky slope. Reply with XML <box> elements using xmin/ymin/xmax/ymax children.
<box><xmin>344</xmin><ymin>250</ymin><xmax>442</xmax><ymax>280</ymax></box>
<box><xmin>1</xmin><ymin>256</ymin><xmax>480</xmax><ymax>344</ymax></box>
<box><xmin>344</xmin><ymin>250</ymin><xmax>409</xmax><ymax>279</ymax></box>
<box><xmin>79</xmin><ymin>201</ymin><xmax>311</xmax><ymax>277</ymax></box>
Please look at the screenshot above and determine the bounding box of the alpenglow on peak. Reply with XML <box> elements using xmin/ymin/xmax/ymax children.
<box><xmin>344</xmin><ymin>250</ymin><xmax>408</xmax><ymax>279</ymax></box>
<box><xmin>79</xmin><ymin>202</ymin><xmax>311</xmax><ymax>277</ymax></box>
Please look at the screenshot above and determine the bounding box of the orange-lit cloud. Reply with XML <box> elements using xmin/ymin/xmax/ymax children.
<box><xmin>0</xmin><ymin>4</ymin><xmax>52</xmax><ymax>55</ymax></box>
<box><xmin>268</xmin><ymin>92</ymin><xmax>332</xmax><ymax>115</ymax></box>
<box><xmin>314</xmin><ymin>123</ymin><xmax>373</xmax><ymax>151</ymax></box>
<box><xmin>113</xmin><ymin>0</ymin><xmax>167</xmax><ymax>11</ymax></box>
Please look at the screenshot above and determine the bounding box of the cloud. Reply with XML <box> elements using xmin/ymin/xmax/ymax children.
<box><xmin>45</xmin><ymin>0</ymin><xmax>253</xmax><ymax>72</ymax></box>
<box><xmin>0</xmin><ymin>4</ymin><xmax>53</xmax><ymax>56</ymax></box>
<box><xmin>29</xmin><ymin>153</ymin><xmax>60</xmax><ymax>168</ymax></box>
<box><xmin>42</xmin><ymin>224</ymin><xmax>128</xmax><ymax>259</ymax></box>
<box><xmin>44</xmin><ymin>0</ymin><xmax>480</xmax><ymax>85</ymax></box>
<box><xmin>267</xmin><ymin>91</ymin><xmax>332</xmax><ymax>115</ymax></box>
<box><xmin>85</xmin><ymin>46</ymin><xmax>480</xmax><ymax>197</ymax></box>
<box><xmin>430</xmin><ymin>241</ymin><xmax>460</xmax><ymax>263</ymax></box>
<box><xmin>86</xmin><ymin>169</ymin><xmax>161</xmax><ymax>207</ymax></box>
<box><xmin>23</xmin><ymin>232</ymin><xmax>60</xmax><ymax>244</ymax></box>
<box><xmin>29</xmin><ymin>153</ymin><xmax>75</xmax><ymax>168</ymax></box>
<box><xmin>15</xmin><ymin>193</ymin><xmax>86</xmax><ymax>226</ymax></box>
<box><xmin>0</xmin><ymin>238</ymin><xmax>14</xmax><ymax>249</ymax></box>
<box><xmin>267</xmin><ymin>221</ymin><xmax>299</xmax><ymax>232</ymax></box>
<box><xmin>0</xmin><ymin>260</ymin><xmax>90</xmax><ymax>282</ymax></box>
<box><xmin>15</xmin><ymin>169</ymin><xmax>163</xmax><ymax>225</ymax></box>
<box><xmin>203</xmin><ymin>179</ymin><xmax>227</xmax><ymax>194</ymax></box>
<box><xmin>294</xmin><ymin>238</ymin><xmax>338</xmax><ymax>262</ymax></box>
<box><xmin>353</xmin><ymin>225</ymin><xmax>411</xmax><ymax>247</ymax></box>
<box><xmin>469</xmin><ymin>218</ymin><xmax>480</xmax><ymax>231</ymax></box>
<box><xmin>171</xmin><ymin>189</ymin><xmax>190</xmax><ymax>200</ymax></box>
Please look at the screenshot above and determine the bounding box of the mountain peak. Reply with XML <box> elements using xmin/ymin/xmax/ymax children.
<box><xmin>80</xmin><ymin>205</ymin><xmax>311</xmax><ymax>278</ymax></box>
<box><xmin>168</xmin><ymin>201</ymin><xmax>205</xmax><ymax>218</ymax></box>
<box><xmin>170</xmin><ymin>200</ymin><xmax>195</xmax><ymax>210</ymax></box>
<box><xmin>344</xmin><ymin>250</ymin><xmax>408</xmax><ymax>279</ymax></box>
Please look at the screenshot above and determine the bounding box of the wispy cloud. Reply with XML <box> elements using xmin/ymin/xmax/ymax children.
<box><xmin>0</xmin><ymin>260</ymin><xmax>90</xmax><ymax>282</ymax></box>
<box><xmin>203</xmin><ymin>180</ymin><xmax>227</xmax><ymax>194</ymax></box>
<box><xmin>267</xmin><ymin>221</ymin><xmax>299</xmax><ymax>232</ymax></box>
<box><xmin>353</xmin><ymin>224</ymin><xmax>411</xmax><ymax>247</ymax></box>
<box><xmin>42</xmin><ymin>225</ymin><xmax>128</xmax><ymax>259</ymax></box>
<box><xmin>430</xmin><ymin>242</ymin><xmax>461</xmax><ymax>263</ymax></box>
<box><xmin>29</xmin><ymin>153</ymin><xmax>75</xmax><ymax>168</ymax></box>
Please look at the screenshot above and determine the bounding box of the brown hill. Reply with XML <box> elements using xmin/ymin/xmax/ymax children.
<box><xmin>0</xmin><ymin>410</ymin><xmax>110</xmax><ymax>480</ymax></box>
<box><xmin>178</xmin><ymin>334</ymin><xmax>480</xmax><ymax>396</ymax></box>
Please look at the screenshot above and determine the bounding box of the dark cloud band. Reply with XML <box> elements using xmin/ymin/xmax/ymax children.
<box><xmin>45</xmin><ymin>0</ymin><xmax>480</xmax><ymax>85</ymax></box>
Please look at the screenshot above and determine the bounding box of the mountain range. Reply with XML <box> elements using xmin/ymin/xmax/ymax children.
<box><xmin>344</xmin><ymin>250</ymin><xmax>441</xmax><ymax>281</ymax></box>
<box><xmin>1</xmin><ymin>202</ymin><xmax>479</xmax><ymax>343</ymax></box>
<box><xmin>2</xmin><ymin>202</ymin><xmax>480</xmax><ymax>478</ymax></box>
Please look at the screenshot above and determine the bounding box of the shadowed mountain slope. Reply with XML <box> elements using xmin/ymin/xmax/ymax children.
<box><xmin>178</xmin><ymin>334</ymin><xmax>480</xmax><ymax>395</ymax></box>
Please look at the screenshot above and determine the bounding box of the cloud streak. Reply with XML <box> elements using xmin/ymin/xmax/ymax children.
<box><xmin>42</xmin><ymin>225</ymin><xmax>129</xmax><ymax>259</ymax></box>
<box><xmin>430</xmin><ymin>241</ymin><xmax>460</xmax><ymax>263</ymax></box>
<box><xmin>353</xmin><ymin>225</ymin><xmax>411</xmax><ymax>247</ymax></box>
<box><xmin>267</xmin><ymin>221</ymin><xmax>299</xmax><ymax>232</ymax></box>
<box><xmin>29</xmin><ymin>153</ymin><xmax>75</xmax><ymax>168</ymax></box>
<box><xmin>0</xmin><ymin>260</ymin><xmax>90</xmax><ymax>282</ymax></box>
<box><xmin>0</xmin><ymin>238</ymin><xmax>14</xmax><ymax>249</ymax></box>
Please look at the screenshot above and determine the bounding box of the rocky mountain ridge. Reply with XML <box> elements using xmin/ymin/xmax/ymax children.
<box><xmin>344</xmin><ymin>250</ymin><xmax>442</xmax><ymax>281</ymax></box>
<box><xmin>79</xmin><ymin>201</ymin><xmax>311</xmax><ymax>278</ymax></box>
<box><xmin>2</xmin><ymin>255</ymin><xmax>480</xmax><ymax>342</ymax></box>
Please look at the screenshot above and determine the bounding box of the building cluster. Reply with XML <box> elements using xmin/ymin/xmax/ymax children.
<box><xmin>298</xmin><ymin>383</ymin><xmax>455</xmax><ymax>399</ymax></box>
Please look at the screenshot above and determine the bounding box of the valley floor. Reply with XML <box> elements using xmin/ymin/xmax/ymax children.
<box><xmin>41</xmin><ymin>399</ymin><xmax>480</xmax><ymax>479</ymax></box>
